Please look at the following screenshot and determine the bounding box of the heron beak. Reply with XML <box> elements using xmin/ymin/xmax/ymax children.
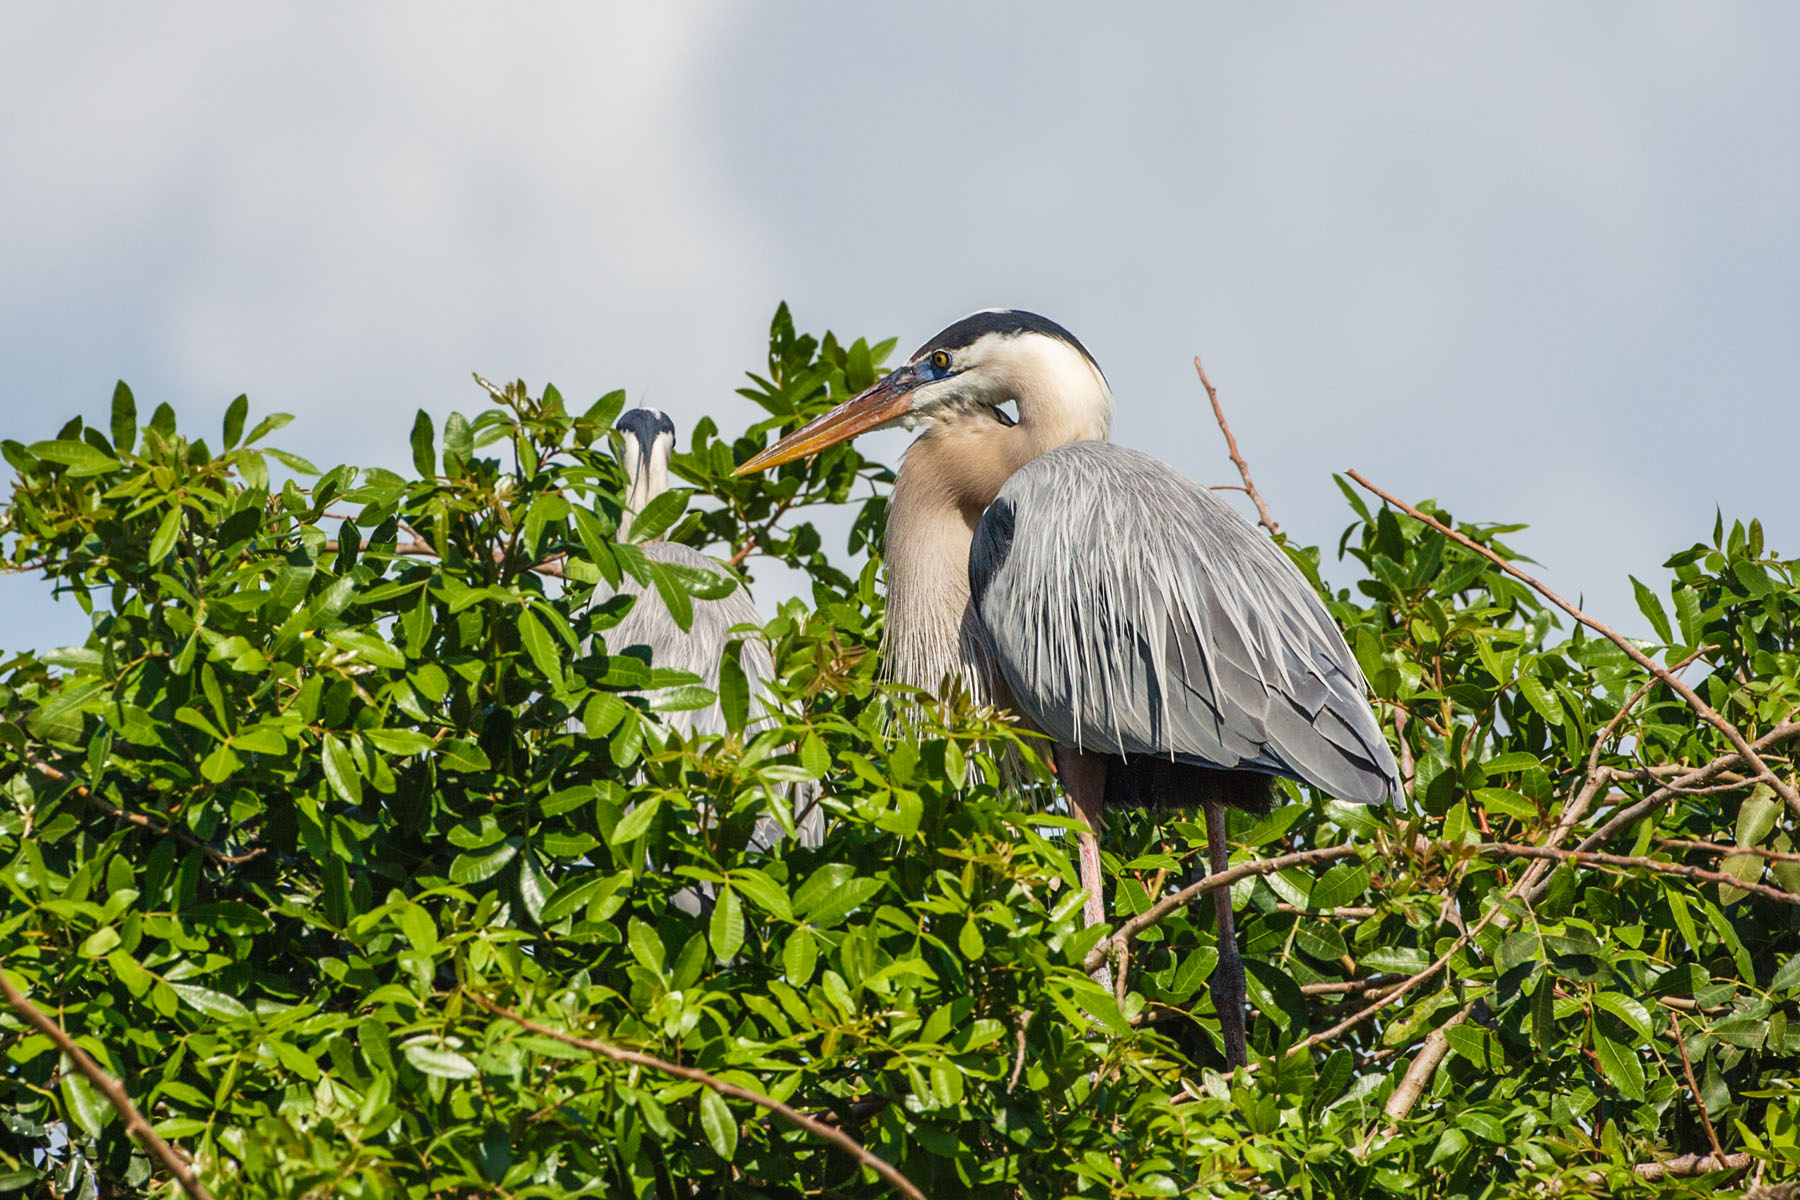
<box><xmin>733</xmin><ymin>368</ymin><xmax>921</xmax><ymax>475</ymax></box>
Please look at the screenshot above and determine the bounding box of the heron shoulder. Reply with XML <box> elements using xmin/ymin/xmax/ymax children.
<box><xmin>970</xmin><ymin>441</ymin><xmax>1400</xmax><ymax>806</ymax></box>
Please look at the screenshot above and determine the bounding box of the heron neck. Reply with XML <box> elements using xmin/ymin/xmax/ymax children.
<box><xmin>882</xmin><ymin>417</ymin><xmax>1051</xmax><ymax>697</ymax></box>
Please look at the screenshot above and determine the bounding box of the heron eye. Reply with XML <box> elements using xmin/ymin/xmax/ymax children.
<box><xmin>929</xmin><ymin>350</ymin><xmax>952</xmax><ymax>371</ymax></box>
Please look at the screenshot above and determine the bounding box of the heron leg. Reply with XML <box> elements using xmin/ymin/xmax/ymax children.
<box><xmin>1205</xmin><ymin>800</ymin><xmax>1248</xmax><ymax>1068</ymax></box>
<box><xmin>1055</xmin><ymin>747</ymin><xmax>1113</xmax><ymax>993</ymax></box>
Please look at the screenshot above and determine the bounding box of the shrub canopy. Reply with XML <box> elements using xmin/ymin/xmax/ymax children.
<box><xmin>2</xmin><ymin>305</ymin><xmax>1798</xmax><ymax>1197</ymax></box>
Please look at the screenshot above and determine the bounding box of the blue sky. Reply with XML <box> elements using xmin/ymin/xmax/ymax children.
<box><xmin>4</xmin><ymin>4</ymin><xmax>1796</xmax><ymax>652</ymax></box>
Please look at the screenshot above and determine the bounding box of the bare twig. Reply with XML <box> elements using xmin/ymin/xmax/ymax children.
<box><xmin>1007</xmin><ymin>1010</ymin><xmax>1033</xmax><ymax>1094</ymax></box>
<box><xmin>1278</xmin><ymin>889</ymin><xmax>1510</xmax><ymax>1059</ymax></box>
<box><xmin>1085</xmin><ymin>844</ymin><xmax>1362</xmax><ymax>973</ymax></box>
<box><xmin>321</xmin><ymin>537</ymin><xmax>570</xmax><ymax>580</ymax></box>
<box><xmin>1299</xmin><ymin>977</ymin><xmax>1402</xmax><ymax>997</ymax></box>
<box><xmin>728</xmin><ymin>494</ymin><xmax>800</xmax><ymax>569</ymax></box>
<box><xmin>470</xmin><ymin>993</ymin><xmax>924</xmax><ymax>1200</ymax></box>
<box><xmin>1382</xmin><ymin>1008</ymin><xmax>1469</xmax><ymax>1127</ymax></box>
<box><xmin>1670</xmin><ymin>1010</ymin><xmax>1726</xmax><ymax>1162</ymax></box>
<box><xmin>0</xmin><ymin>971</ymin><xmax>214</xmax><ymax>1199</ymax></box>
<box><xmin>31</xmin><ymin>762</ymin><xmax>261</xmax><ymax>866</ymax></box>
<box><xmin>1632</xmin><ymin>1151</ymin><xmax>1751</xmax><ymax>1181</ymax></box>
<box><xmin>1479</xmin><ymin>842</ymin><xmax>1800</xmax><ymax>907</ymax></box>
<box><xmin>1345</xmin><ymin>470</ymin><xmax>1800</xmax><ymax>821</ymax></box>
<box><xmin>1578</xmin><ymin>722</ymin><xmax>1800</xmax><ymax>852</ymax></box>
<box><xmin>1274</xmin><ymin>904</ymin><xmax>1376</xmax><ymax>920</ymax></box>
<box><xmin>1658</xmin><ymin>838</ymin><xmax>1800</xmax><ymax>865</ymax></box>
<box><xmin>1196</xmin><ymin>358</ymin><xmax>1279</xmax><ymax>537</ymax></box>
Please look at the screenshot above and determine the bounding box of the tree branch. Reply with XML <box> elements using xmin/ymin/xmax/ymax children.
<box><xmin>1084</xmin><ymin>844</ymin><xmax>1361</xmax><ymax>973</ymax></box>
<box><xmin>1345</xmin><ymin>469</ymin><xmax>1800</xmax><ymax>821</ymax></box>
<box><xmin>1578</xmin><ymin>722</ymin><xmax>1800</xmax><ymax>852</ymax></box>
<box><xmin>0</xmin><ymin>970</ymin><xmax>214</xmax><ymax>1199</ymax></box>
<box><xmin>1195</xmin><ymin>358</ymin><xmax>1279</xmax><ymax>537</ymax></box>
<box><xmin>322</xmin><ymin>537</ymin><xmax>569</xmax><ymax>580</ymax></box>
<box><xmin>1477</xmin><ymin>842</ymin><xmax>1800</xmax><ymax>906</ymax></box>
<box><xmin>32</xmin><ymin>761</ymin><xmax>261</xmax><ymax>865</ymax></box>
<box><xmin>469</xmin><ymin>993</ymin><xmax>925</xmax><ymax>1200</ymax></box>
<box><xmin>1670</xmin><ymin>1009</ymin><xmax>1725</xmax><ymax>1162</ymax></box>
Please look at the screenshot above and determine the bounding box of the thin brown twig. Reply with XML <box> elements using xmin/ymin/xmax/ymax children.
<box><xmin>469</xmin><ymin>993</ymin><xmax>925</xmax><ymax>1200</ymax></box>
<box><xmin>1480</xmin><ymin>843</ymin><xmax>1800</xmax><ymax>906</ymax></box>
<box><xmin>1278</xmin><ymin>885</ymin><xmax>1511</xmax><ymax>1060</ymax></box>
<box><xmin>1658</xmin><ymin>838</ymin><xmax>1800</xmax><ymax>864</ymax></box>
<box><xmin>728</xmin><ymin>494</ymin><xmax>800</xmax><ymax>569</ymax></box>
<box><xmin>1007</xmin><ymin>1010</ymin><xmax>1033</xmax><ymax>1094</ymax></box>
<box><xmin>1274</xmin><ymin>904</ymin><xmax>1376</xmax><ymax>920</ymax></box>
<box><xmin>1631</xmin><ymin>1151</ymin><xmax>1751</xmax><ymax>1181</ymax></box>
<box><xmin>321</xmin><ymin>537</ymin><xmax>570</xmax><ymax>580</ymax></box>
<box><xmin>1670</xmin><ymin>1010</ymin><xmax>1726</xmax><ymax>1162</ymax></box>
<box><xmin>1345</xmin><ymin>470</ymin><xmax>1800</xmax><ymax>821</ymax></box>
<box><xmin>31</xmin><ymin>762</ymin><xmax>261</xmax><ymax>865</ymax></box>
<box><xmin>1298</xmin><ymin>977</ymin><xmax>1402</xmax><ymax>997</ymax></box>
<box><xmin>1196</xmin><ymin>358</ymin><xmax>1279</xmax><ymax>537</ymax></box>
<box><xmin>0</xmin><ymin>970</ymin><xmax>214</xmax><ymax>1199</ymax></box>
<box><xmin>1383</xmin><ymin>1008</ymin><xmax>1468</xmax><ymax>1127</ymax></box>
<box><xmin>1085</xmin><ymin>844</ymin><xmax>1361</xmax><ymax>973</ymax></box>
<box><xmin>1578</xmin><ymin>722</ymin><xmax>1800</xmax><ymax>853</ymax></box>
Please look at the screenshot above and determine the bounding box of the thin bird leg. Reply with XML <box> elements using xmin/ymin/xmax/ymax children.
<box><xmin>1205</xmin><ymin>800</ymin><xmax>1248</xmax><ymax>1068</ymax></box>
<box><xmin>1055</xmin><ymin>748</ymin><xmax>1113</xmax><ymax>992</ymax></box>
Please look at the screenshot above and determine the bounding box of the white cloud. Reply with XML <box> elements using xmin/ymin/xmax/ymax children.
<box><xmin>2</xmin><ymin>3</ymin><xmax>1796</xmax><ymax>651</ymax></box>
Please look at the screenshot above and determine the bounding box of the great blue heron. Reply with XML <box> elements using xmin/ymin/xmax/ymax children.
<box><xmin>600</xmin><ymin>408</ymin><xmax>824</xmax><ymax>853</ymax></box>
<box><xmin>735</xmin><ymin>311</ymin><xmax>1398</xmax><ymax>1066</ymax></box>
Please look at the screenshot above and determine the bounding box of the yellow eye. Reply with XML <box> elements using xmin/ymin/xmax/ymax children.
<box><xmin>929</xmin><ymin>350</ymin><xmax>952</xmax><ymax>370</ymax></box>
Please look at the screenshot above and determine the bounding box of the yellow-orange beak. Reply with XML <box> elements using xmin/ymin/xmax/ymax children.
<box><xmin>733</xmin><ymin>367</ymin><xmax>922</xmax><ymax>475</ymax></box>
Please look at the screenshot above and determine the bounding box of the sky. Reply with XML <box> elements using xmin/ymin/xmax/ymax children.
<box><xmin>3</xmin><ymin>3</ymin><xmax>1797</xmax><ymax>654</ymax></box>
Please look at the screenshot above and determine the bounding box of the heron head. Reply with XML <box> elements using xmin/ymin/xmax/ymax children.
<box><xmin>615</xmin><ymin>407</ymin><xmax>677</xmax><ymax>521</ymax></box>
<box><xmin>733</xmin><ymin>310</ymin><xmax>1111</xmax><ymax>475</ymax></box>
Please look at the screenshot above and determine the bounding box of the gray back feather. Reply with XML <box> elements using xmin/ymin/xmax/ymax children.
<box><xmin>969</xmin><ymin>442</ymin><xmax>1399</xmax><ymax>806</ymax></box>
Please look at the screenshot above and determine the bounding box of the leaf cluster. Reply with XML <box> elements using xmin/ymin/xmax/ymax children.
<box><xmin>2</xmin><ymin>307</ymin><xmax>1798</xmax><ymax>1197</ymax></box>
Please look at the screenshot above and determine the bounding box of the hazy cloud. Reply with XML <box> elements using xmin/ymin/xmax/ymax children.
<box><xmin>3</xmin><ymin>3</ymin><xmax>1795</xmax><ymax>651</ymax></box>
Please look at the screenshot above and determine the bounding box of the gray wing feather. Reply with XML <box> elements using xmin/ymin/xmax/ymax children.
<box><xmin>970</xmin><ymin>442</ymin><xmax>1399</xmax><ymax>805</ymax></box>
<box><xmin>589</xmin><ymin>542</ymin><xmax>824</xmax><ymax>846</ymax></box>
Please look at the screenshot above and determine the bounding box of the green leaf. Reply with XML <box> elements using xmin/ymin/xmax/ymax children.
<box><xmin>518</xmin><ymin>608</ymin><xmax>564</xmax><ymax>685</ymax></box>
<box><xmin>364</xmin><ymin>728</ymin><xmax>435</xmax><ymax>755</ymax></box>
<box><xmin>1593</xmin><ymin>993</ymin><xmax>1655</xmax><ymax>1042</ymax></box>
<box><xmin>222</xmin><ymin>393</ymin><xmax>248</xmax><ymax>449</ymax></box>
<box><xmin>170</xmin><ymin>982</ymin><xmax>251</xmax><ymax>1021</ymax></box>
<box><xmin>110</xmin><ymin>381</ymin><xmax>136</xmax><ymax>453</ymax></box>
<box><xmin>410</xmin><ymin>409</ymin><xmax>436</xmax><ymax>476</ymax></box>
<box><xmin>451</xmin><ymin>840</ymin><xmax>519</xmax><ymax>884</ymax></box>
<box><xmin>1592</xmin><ymin>1027</ymin><xmax>1645</xmax><ymax>1100</ymax></box>
<box><xmin>698</xmin><ymin>1089</ymin><xmax>738</xmax><ymax>1162</ymax></box>
<box><xmin>1516</xmin><ymin>674</ymin><xmax>1564</xmax><ymax>726</ymax></box>
<box><xmin>321</xmin><ymin>734</ymin><xmax>363</xmax><ymax>804</ymax></box>
<box><xmin>626</xmin><ymin>487</ymin><xmax>692</xmax><ymax>544</ymax></box>
<box><xmin>710</xmin><ymin>886</ymin><xmax>745</xmax><ymax>962</ymax></box>
<box><xmin>1473</xmin><ymin>787</ymin><xmax>1538</xmax><ymax>822</ymax></box>
<box><xmin>647</xmin><ymin>561</ymin><xmax>695</xmax><ymax>634</ymax></box>
<box><xmin>60</xmin><ymin>1069</ymin><xmax>111</xmax><ymax>1139</ymax></box>
<box><xmin>796</xmin><ymin>870</ymin><xmax>882</xmax><ymax>928</ymax></box>
<box><xmin>148</xmin><ymin>505</ymin><xmax>183</xmax><ymax>563</ymax></box>
<box><xmin>783</xmin><ymin>928</ymin><xmax>817</xmax><ymax>985</ymax></box>
<box><xmin>718</xmin><ymin>643</ymin><xmax>750</xmax><ymax>734</ymax></box>
<box><xmin>1630</xmin><ymin>576</ymin><xmax>1674</xmax><ymax>644</ymax></box>
<box><xmin>403</xmin><ymin>1044</ymin><xmax>479</xmax><ymax>1079</ymax></box>
<box><xmin>437</xmin><ymin>739</ymin><xmax>492</xmax><ymax>772</ymax></box>
<box><xmin>442</xmin><ymin>410</ymin><xmax>473</xmax><ymax>471</ymax></box>
<box><xmin>611</xmin><ymin>794</ymin><xmax>663</xmax><ymax>845</ymax></box>
<box><xmin>27</xmin><ymin>438</ymin><xmax>121</xmax><ymax>477</ymax></box>
<box><xmin>1309</xmin><ymin>863</ymin><xmax>1368</xmax><ymax>910</ymax></box>
<box><xmin>518</xmin><ymin>849</ymin><xmax>552</xmax><ymax>923</ymax></box>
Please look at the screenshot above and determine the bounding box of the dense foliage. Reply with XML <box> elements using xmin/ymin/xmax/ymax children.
<box><xmin>2</xmin><ymin>306</ymin><xmax>1798</xmax><ymax>1197</ymax></box>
